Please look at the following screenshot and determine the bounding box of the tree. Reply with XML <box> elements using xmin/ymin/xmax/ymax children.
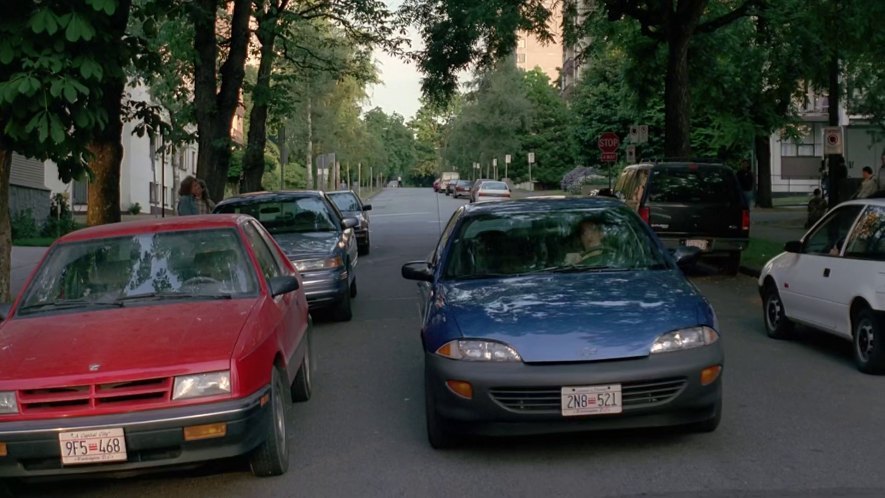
<box><xmin>189</xmin><ymin>0</ymin><xmax>252</xmax><ymax>202</ymax></box>
<box><xmin>0</xmin><ymin>0</ymin><xmax>143</xmax><ymax>301</ymax></box>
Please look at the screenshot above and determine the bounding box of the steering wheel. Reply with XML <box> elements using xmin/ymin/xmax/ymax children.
<box><xmin>182</xmin><ymin>276</ymin><xmax>220</xmax><ymax>287</ymax></box>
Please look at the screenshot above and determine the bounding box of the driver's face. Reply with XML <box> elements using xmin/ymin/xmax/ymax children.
<box><xmin>580</xmin><ymin>223</ymin><xmax>603</xmax><ymax>249</ymax></box>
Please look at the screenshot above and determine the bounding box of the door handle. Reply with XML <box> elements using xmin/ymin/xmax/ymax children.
<box><xmin>823</xmin><ymin>268</ymin><xmax>831</xmax><ymax>278</ymax></box>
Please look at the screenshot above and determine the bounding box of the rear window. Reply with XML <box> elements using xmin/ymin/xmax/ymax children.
<box><xmin>482</xmin><ymin>182</ymin><xmax>508</xmax><ymax>191</ymax></box>
<box><xmin>647</xmin><ymin>167</ymin><xmax>740</xmax><ymax>204</ymax></box>
<box><xmin>215</xmin><ymin>197</ymin><xmax>339</xmax><ymax>233</ymax></box>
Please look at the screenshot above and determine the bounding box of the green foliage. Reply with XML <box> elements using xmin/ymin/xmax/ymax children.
<box><xmin>11</xmin><ymin>209</ymin><xmax>39</xmax><ymax>241</ymax></box>
<box><xmin>228</xmin><ymin>147</ymin><xmax>282</xmax><ymax>183</ymax></box>
<box><xmin>42</xmin><ymin>193</ymin><xmax>78</xmax><ymax>237</ymax></box>
<box><xmin>127</xmin><ymin>202</ymin><xmax>142</xmax><ymax>215</ymax></box>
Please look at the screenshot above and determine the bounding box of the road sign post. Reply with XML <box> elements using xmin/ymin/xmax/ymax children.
<box><xmin>493</xmin><ymin>158</ymin><xmax>498</xmax><ymax>179</ymax></box>
<box><xmin>598</xmin><ymin>132</ymin><xmax>620</xmax><ymax>163</ymax></box>
<box><xmin>505</xmin><ymin>154</ymin><xmax>511</xmax><ymax>179</ymax></box>
<box><xmin>527</xmin><ymin>152</ymin><xmax>535</xmax><ymax>183</ymax></box>
<box><xmin>823</xmin><ymin>127</ymin><xmax>843</xmax><ymax>155</ymax></box>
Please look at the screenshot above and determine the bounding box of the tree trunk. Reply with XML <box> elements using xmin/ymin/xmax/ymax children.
<box><xmin>826</xmin><ymin>53</ymin><xmax>845</xmax><ymax>207</ymax></box>
<box><xmin>0</xmin><ymin>142</ymin><xmax>11</xmax><ymax>303</ymax></box>
<box><xmin>86</xmin><ymin>0</ymin><xmax>131</xmax><ymax>226</ymax></box>
<box><xmin>664</xmin><ymin>32</ymin><xmax>693</xmax><ymax>158</ymax></box>
<box><xmin>191</xmin><ymin>0</ymin><xmax>252</xmax><ymax>203</ymax></box>
<box><xmin>755</xmin><ymin>135</ymin><xmax>773</xmax><ymax>208</ymax></box>
<box><xmin>190</xmin><ymin>0</ymin><xmax>219</xmax><ymax>192</ymax></box>
<box><xmin>241</xmin><ymin>1</ymin><xmax>283</xmax><ymax>193</ymax></box>
<box><xmin>306</xmin><ymin>99</ymin><xmax>314</xmax><ymax>189</ymax></box>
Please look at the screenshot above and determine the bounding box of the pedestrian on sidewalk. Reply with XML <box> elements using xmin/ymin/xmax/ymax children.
<box><xmin>877</xmin><ymin>152</ymin><xmax>885</xmax><ymax>191</ymax></box>
<box><xmin>192</xmin><ymin>179</ymin><xmax>216</xmax><ymax>214</ymax></box>
<box><xmin>176</xmin><ymin>176</ymin><xmax>198</xmax><ymax>216</ymax></box>
<box><xmin>737</xmin><ymin>159</ymin><xmax>754</xmax><ymax>208</ymax></box>
<box><xmin>855</xmin><ymin>166</ymin><xmax>877</xmax><ymax>199</ymax></box>
<box><xmin>806</xmin><ymin>188</ymin><xmax>827</xmax><ymax>228</ymax></box>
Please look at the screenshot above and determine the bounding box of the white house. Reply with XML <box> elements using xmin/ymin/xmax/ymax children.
<box><xmin>767</xmin><ymin>88</ymin><xmax>884</xmax><ymax>194</ymax></box>
<box><xmin>45</xmin><ymin>84</ymin><xmax>200</xmax><ymax>216</ymax></box>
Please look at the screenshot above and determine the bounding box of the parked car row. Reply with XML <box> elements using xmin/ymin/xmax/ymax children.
<box><xmin>0</xmin><ymin>188</ymin><xmax>376</xmax><ymax>479</ymax></box>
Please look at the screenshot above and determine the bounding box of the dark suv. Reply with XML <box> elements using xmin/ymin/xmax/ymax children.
<box><xmin>613</xmin><ymin>162</ymin><xmax>750</xmax><ymax>273</ymax></box>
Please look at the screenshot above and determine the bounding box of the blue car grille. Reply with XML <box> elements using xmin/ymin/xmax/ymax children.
<box><xmin>488</xmin><ymin>378</ymin><xmax>687</xmax><ymax>414</ymax></box>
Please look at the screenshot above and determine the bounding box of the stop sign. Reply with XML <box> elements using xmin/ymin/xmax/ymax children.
<box><xmin>598</xmin><ymin>132</ymin><xmax>620</xmax><ymax>152</ymax></box>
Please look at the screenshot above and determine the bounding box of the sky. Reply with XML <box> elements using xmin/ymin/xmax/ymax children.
<box><xmin>363</xmin><ymin>1</ymin><xmax>423</xmax><ymax>121</ymax></box>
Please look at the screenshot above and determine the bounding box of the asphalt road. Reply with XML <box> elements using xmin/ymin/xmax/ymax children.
<box><xmin>6</xmin><ymin>188</ymin><xmax>885</xmax><ymax>498</ymax></box>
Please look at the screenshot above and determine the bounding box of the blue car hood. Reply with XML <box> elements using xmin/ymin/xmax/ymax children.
<box><xmin>440</xmin><ymin>271</ymin><xmax>709</xmax><ymax>363</ymax></box>
<box><xmin>272</xmin><ymin>231</ymin><xmax>339</xmax><ymax>259</ymax></box>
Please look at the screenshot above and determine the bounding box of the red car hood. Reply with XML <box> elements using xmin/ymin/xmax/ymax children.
<box><xmin>0</xmin><ymin>299</ymin><xmax>258</xmax><ymax>384</ymax></box>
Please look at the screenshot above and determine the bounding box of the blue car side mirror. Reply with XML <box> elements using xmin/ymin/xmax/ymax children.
<box><xmin>402</xmin><ymin>261</ymin><xmax>434</xmax><ymax>282</ymax></box>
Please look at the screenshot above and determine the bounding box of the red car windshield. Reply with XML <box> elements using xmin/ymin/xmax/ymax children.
<box><xmin>18</xmin><ymin>228</ymin><xmax>259</xmax><ymax>314</ymax></box>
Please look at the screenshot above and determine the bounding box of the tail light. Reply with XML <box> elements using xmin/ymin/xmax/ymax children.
<box><xmin>639</xmin><ymin>207</ymin><xmax>650</xmax><ymax>224</ymax></box>
<box><xmin>741</xmin><ymin>209</ymin><xmax>750</xmax><ymax>231</ymax></box>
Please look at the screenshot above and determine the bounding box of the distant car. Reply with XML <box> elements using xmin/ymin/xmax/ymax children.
<box><xmin>453</xmin><ymin>180</ymin><xmax>473</xmax><ymax>199</ymax></box>
<box><xmin>472</xmin><ymin>180</ymin><xmax>511</xmax><ymax>202</ymax></box>
<box><xmin>0</xmin><ymin>215</ymin><xmax>312</xmax><ymax>478</ymax></box>
<box><xmin>215</xmin><ymin>191</ymin><xmax>359</xmax><ymax>321</ymax></box>
<box><xmin>445</xmin><ymin>179</ymin><xmax>459</xmax><ymax>196</ymax></box>
<box><xmin>759</xmin><ymin>199</ymin><xmax>885</xmax><ymax>373</ymax></box>
<box><xmin>328</xmin><ymin>190</ymin><xmax>372</xmax><ymax>255</ymax></box>
<box><xmin>433</xmin><ymin>179</ymin><xmax>442</xmax><ymax>192</ymax></box>
<box><xmin>614</xmin><ymin>162</ymin><xmax>749</xmax><ymax>274</ymax></box>
<box><xmin>402</xmin><ymin>198</ymin><xmax>722</xmax><ymax>448</ymax></box>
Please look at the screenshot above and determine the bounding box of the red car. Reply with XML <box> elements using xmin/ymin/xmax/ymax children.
<box><xmin>0</xmin><ymin>215</ymin><xmax>311</xmax><ymax>478</ymax></box>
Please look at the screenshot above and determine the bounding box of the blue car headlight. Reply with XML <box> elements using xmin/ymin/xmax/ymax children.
<box><xmin>435</xmin><ymin>340</ymin><xmax>522</xmax><ymax>362</ymax></box>
<box><xmin>650</xmin><ymin>326</ymin><xmax>719</xmax><ymax>354</ymax></box>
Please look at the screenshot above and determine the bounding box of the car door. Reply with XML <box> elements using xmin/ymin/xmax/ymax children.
<box><xmin>830</xmin><ymin>204</ymin><xmax>885</xmax><ymax>335</ymax></box>
<box><xmin>243</xmin><ymin>221</ymin><xmax>304</xmax><ymax>375</ymax></box>
<box><xmin>418</xmin><ymin>208</ymin><xmax>463</xmax><ymax>323</ymax></box>
<box><xmin>779</xmin><ymin>204</ymin><xmax>864</xmax><ymax>332</ymax></box>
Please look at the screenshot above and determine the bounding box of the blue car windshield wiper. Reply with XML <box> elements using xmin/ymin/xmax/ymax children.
<box><xmin>544</xmin><ymin>265</ymin><xmax>625</xmax><ymax>273</ymax></box>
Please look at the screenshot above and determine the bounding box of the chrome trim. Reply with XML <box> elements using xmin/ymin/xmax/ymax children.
<box><xmin>0</xmin><ymin>387</ymin><xmax>269</xmax><ymax>436</ymax></box>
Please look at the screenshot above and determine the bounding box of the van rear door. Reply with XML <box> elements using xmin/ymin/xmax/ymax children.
<box><xmin>643</xmin><ymin>165</ymin><xmax>747</xmax><ymax>242</ymax></box>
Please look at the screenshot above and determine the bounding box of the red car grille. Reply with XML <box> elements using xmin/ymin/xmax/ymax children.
<box><xmin>489</xmin><ymin>378</ymin><xmax>686</xmax><ymax>414</ymax></box>
<box><xmin>18</xmin><ymin>377</ymin><xmax>173</xmax><ymax>413</ymax></box>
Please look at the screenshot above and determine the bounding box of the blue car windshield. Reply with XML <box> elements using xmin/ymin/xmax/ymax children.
<box><xmin>443</xmin><ymin>207</ymin><xmax>670</xmax><ymax>279</ymax></box>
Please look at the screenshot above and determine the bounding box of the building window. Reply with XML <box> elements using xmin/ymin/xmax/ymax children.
<box><xmin>516</xmin><ymin>53</ymin><xmax>526</xmax><ymax>64</ymax></box>
<box><xmin>781</xmin><ymin>124</ymin><xmax>823</xmax><ymax>157</ymax></box>
<box><xmin>149</xmin><ymin>182</ymin><xmax>158</xmax><ymax>204</ymax></box>
<box><xmin>518</xmin><ymin>38</ymin><xmax>526</xmax><ymax>48</ymax></box>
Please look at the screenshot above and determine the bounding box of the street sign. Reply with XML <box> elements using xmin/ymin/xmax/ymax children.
<box><xmin>493</xmin><ymin>158</ymin><xmax>497</xmax><ymax>166</ymax></box>
<box><xmin>598</xmin><ymin>132</ymin><xmax>619</xmax><ymax>153</ymax></box>
<box><xmin>823</xmin><ymin>127</ymin><xmax>843</xmax><ymax>155</ymax></box>
<box><xmin>626</xmin><ymin>145</ymin><xmax>636</xmax><ymax>163</ymax></box>
<box><xmin>528</xmin><ymin>152</ymin><xmax>535</xmax><ymax>163</ymax></box>
<box><xmin>505</xmin><ymin>154</ymin><xmax>511</xmax><ymax>164</ymax></box>
<box><xmin>638</xmin><ymin>125</ymin><xmax>649</xmax><ymax>144</ymax></box>
<box><xmin>629</xmin><ymin>126</ymin><xmax>639</xmax><ymax>143</ymax></box>
<box><xmin>601</xmin><ymin>152</ymin><xmax>618</xmax><ymax>162</ymax></box>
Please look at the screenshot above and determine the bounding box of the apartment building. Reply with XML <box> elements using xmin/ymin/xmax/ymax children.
<box><xmin>561</xmin><ymin>0</ymin><xmax>593</xmax><ymax>97</ymax></box>
<box><xmin>515</xmin><ymin>0</ymin><xmax>564</xmax><ymax>84</ymax></box>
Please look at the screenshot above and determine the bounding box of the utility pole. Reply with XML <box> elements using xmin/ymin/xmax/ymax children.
<box><xmin>306</xmin><ymin>98</ymin><xmax>313</xmax><ymax>189</ymax></box>
<box><xmin>358</xmin><ymin>162</ymin><xmax>362</xmax><ymax>196</ymax></box>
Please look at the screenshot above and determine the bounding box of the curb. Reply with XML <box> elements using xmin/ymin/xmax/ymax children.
<box><xmin>738</xmin><ymin>265</ymin><xmax>761</xmax><ymax>279</ymax></box>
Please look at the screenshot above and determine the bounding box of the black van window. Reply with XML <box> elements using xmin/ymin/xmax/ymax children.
<box><xmin>647</xmin><ymin>168</ymin><xmax>740</xmax><ymax>203</ymax></box>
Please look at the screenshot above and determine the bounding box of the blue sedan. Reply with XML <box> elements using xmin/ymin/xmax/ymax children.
<box><xmin>401</xmin><ymin>198</ymin><xmax>723</xmax><ymax>447</ymax></box>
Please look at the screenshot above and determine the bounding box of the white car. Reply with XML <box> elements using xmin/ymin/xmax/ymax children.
<box><xmin>758</xmin><ymin>198</ymin><xmax>885</xmax><ymax>373</ymax></box>
<box><xmin>471</xmin><ymin>180</ymin><xmax>511</xmax><ymax>202</ymax></box>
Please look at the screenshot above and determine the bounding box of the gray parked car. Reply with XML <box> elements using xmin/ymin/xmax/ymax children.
<box><xmin>214</xmin><ymin>191</ymin><xmax>359</xmax><ymax>321</ymax></box>
<box><xmin>328</xmin><ymin>190</ymin><xmax>372</xmax><ymax>255</ymax></box>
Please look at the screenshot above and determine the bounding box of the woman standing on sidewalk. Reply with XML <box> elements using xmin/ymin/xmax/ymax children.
<box><xmin>192</xmin><ymin>179</ymin><xmax>216</xmax><ymax>214</ymax></box>
<box><xmin>176</xmin><ymin>176</ymin><xmax>197</xmax><ymax>216</ymax></box>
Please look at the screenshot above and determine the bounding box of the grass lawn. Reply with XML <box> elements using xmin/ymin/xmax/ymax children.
<box><xmin>742</xmin><ymin>238</ymin><xmax>788</xmax><ymax>271</ymax></box>
<box><xmin>12</xmin><ymin>237</ymin><xmax>57</xmax><ymax>247</ymax></box>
